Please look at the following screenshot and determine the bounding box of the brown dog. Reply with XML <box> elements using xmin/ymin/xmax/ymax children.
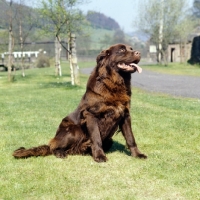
<box><xmin>13</xmin><ymin>44</ymin><xmax>147</xmax><ymax>162</ymax></box>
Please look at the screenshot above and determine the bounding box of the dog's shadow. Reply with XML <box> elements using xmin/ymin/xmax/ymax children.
<box><xmin>108</xmin><ymin>140</ymin><xmax>130</xmax><ymax>156</ymax></box>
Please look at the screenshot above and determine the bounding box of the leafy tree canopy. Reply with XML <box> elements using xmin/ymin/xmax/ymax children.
<box><xmin>193</xmin><ymin>0</ymin><xmax>200</xmax><ymax>18</ymax></box>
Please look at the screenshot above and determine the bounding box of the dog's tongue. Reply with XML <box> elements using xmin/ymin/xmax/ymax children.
<box><xmin>117</xmin><ymin>63</ymin><xmax>142</xmax><ymax>73</ymax></box>
<box><xmin>130</xmin><ymin>63</ymin><xmax>142</xmax><ymax>73</ymax></box>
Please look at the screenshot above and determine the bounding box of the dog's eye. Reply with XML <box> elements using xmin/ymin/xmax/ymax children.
<box><xmin>119</xmin><ymin>48</ymin><xmax>126</xmax><ymax>52</ymax></box>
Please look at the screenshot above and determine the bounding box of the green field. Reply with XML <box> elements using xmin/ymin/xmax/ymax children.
<box><xmin>0</xmin><ymin>62</ymin><xmax>200</xmax><ymax>199</ymax></box>
<box><xmin>142</xmin><ymin>62</ymin><xmax>200</xmax><ymax>76</ymax></box>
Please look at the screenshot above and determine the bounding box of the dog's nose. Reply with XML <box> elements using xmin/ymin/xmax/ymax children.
<box><xmin>134</xmin><ymin>51</ymin><xmax>140</xmax><ymax>57</ymax></box>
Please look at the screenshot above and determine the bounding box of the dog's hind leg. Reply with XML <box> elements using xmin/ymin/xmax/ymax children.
<box><xmin>49</xmin><ymin>116</ymin><xmax>89</xmax><ymax>158</ymax></box>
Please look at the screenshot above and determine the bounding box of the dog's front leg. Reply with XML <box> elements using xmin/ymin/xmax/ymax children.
<box><xmin>85</xmin><ymin>112</ymin><xmax>107</xmax><ymax>162</ymax></box>
<box><xmin>119</xmin><ymin>113</ymin><xmax>147</xmax><ymax>159</ymax></box>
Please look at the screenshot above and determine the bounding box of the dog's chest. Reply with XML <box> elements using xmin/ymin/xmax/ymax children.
<box><xmin>108</xmin><ymin>100</ymin><xmax>128</xmax><ymax>118</ymax></box>
<box><xmin>96</xmin><ymin>102</ymin><xmax>127</xmax><ymax>139</ymax></box>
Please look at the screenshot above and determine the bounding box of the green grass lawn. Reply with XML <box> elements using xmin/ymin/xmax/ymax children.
<box><xmin>142</xmin><ymin>62</ymin><xmax>200</xmax><ymax>76</ymax></box>
<box><xmin>0</xmin><ymin>62</ymin><xmax>200</xmax><ymax>199</ymax></box>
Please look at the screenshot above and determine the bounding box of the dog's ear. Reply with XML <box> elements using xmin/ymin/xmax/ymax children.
<box><xmin>96</xmin><ymin>49</ymin><xmax>110</xmax><ymax>63</ymax></box>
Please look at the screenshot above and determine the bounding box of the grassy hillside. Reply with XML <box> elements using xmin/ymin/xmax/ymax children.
<box><xmin>86</xmin><ymin>26</ymin><xmax>115</xmax><ymax>49</ymax></box>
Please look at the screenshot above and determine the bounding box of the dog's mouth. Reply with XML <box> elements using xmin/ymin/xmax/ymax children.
<box><xmin>117</xmin><ymin>62</ymin><xmax>142</xmax><ymax>73</ymax></box>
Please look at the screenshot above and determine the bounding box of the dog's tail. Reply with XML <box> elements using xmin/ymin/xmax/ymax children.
<box><xmin>12</xmin><ymin>145</ymin><xmax>51</xmax><ymax>159</ymax></box>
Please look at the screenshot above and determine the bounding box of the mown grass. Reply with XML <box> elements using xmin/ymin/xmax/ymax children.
<box><xmin>0</xmin><ymin>62</ymin><xmax>200</xmax><ymax>200</ymax></box>
<box><xmin>142</xmin><ymin>62</ymin><xmax>200</xmax><ymax>76</ymax></box>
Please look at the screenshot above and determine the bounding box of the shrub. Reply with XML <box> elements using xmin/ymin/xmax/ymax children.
<box><xmin>36</xmin><ymin>52</ymin><xmax>50</xmax><ymax>68</ymax></box>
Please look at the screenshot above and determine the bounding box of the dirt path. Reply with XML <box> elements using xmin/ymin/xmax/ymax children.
<box><xmin>81</xmin><ymin>68</ymin><xmax>200</xmax><ymax>99</ymax></box>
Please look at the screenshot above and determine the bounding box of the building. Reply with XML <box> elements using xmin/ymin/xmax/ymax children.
<box><xmin>167</xmin><ymin>42</ymin><xmax>192</xmax><ymax>63</ymax></box>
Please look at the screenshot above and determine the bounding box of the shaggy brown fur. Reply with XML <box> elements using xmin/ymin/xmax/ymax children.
<box><xmin>13</xmin><ymin>44</ymin><xmax>147</xmax><ymax>162</ymax></box>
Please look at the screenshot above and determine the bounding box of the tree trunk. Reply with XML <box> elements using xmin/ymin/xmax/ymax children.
<box><xmin>7</xmin><ymin>0</ymin><xmax>13</xmax><ymax>81</ymax></box>
<box><xmin>55</xmin><ymin>37</ymin><xmax>62</xmax><ymax>76</ymax></box>
<box><xmin>19</xmin><ymin>19</ymin><xmax>25</xmax><ymax>77</ymax></box>
<box><xmin>8</xmin><ymin>27</ymin><xmax>13</xmax><ymax>81</ymax></box>
<box><xmin>158</xmin><ymin>0</ymin><xmax>164</xmax><ymax>64</ymax></box>
<box><xmin>68</xmin><ymin>33</ymin><xmax>79</xmax><ymax>85</ymax></box>
<box><xmin>69</xmin><ymin>53</ymin><xmax>75</xmax><ymax>85</ymax></box>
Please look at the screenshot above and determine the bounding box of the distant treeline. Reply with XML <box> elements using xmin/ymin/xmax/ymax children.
<box><xmin>86</xmin><ymin>11</ymin><xmax>120</xmax><ymax>30</ymax></box>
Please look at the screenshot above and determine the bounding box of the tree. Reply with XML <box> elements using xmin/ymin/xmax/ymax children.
<box><xmin>193</xmin><ymin>0</ymin><xmax>200</xmax><ymax>18</ymax></box>
<box><xmin>188</xmin><ymin>36</ymin><xmax>200</xmax><ymax>65</ymax></box>
<box><xmin>112</xmin><ymin>29</ymin><xmax>127</xmax><ymax>44</ymax></box>
<box><xmin>0</xmin><ymin>0</ymin><xmax>15</xmax><ymax>81</ymax></box>
<box><xmin>175</xmin><ymin>17</ymin><xmax>196</xmax><ymax>63</ymax></box>
<box><xmin>14</xmin><ymin>0</ymin><xmax>38</xmax><ymax>77</ymax></box>
<box><xmin>7</xmin><ymin>0</ymin><xmax>14</xmax><ymax>81</ymax></box>
<box><xmin>39</xmin><ymin>0</ymin><xmax>86</xmax><ymax>85</ymax></box>
<box><xmin>1</xmin><ymin>0</ymin><xmax>39</xmax><ymax>80</ymax></box>
<box><xmin>137</xmin><ymin>0</ymin><xmax>194</xmax><ymax>64</ymax></box>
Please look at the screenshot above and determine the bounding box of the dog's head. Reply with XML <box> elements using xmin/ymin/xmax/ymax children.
<box><xmin>96</xmin><ymin>44</ymin><xmax>142</xmax><ymax>73</ymax></box>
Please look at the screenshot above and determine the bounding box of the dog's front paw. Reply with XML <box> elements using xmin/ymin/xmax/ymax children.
<box><xmin>136</xmin><ymin>153</ymin><xmax>147</xmax><ymax>159</ymax></box>
<box><xmin>93</xmin><ymin>149</ymin><xmax>108</xmax><ymax>162</ymax></box>
<box><xmin>130</xmin><ymin>147</ymin><xmax>147</xmax><ymax>159</ymax></box>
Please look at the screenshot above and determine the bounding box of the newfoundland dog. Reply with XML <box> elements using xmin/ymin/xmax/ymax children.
<box><xmin>13</xmin><ymin>43</ymin><xmax>147</xmax><ymax>162</ymax></box>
